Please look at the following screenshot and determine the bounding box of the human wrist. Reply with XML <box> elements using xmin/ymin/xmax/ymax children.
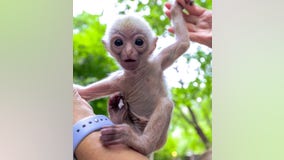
<box><xmin>73</xmin><ymin>95</ymin><xmax>94</xmax><ymax>124</ymax></box>
<box><xmin>73</xmin><ymin>115</ymin><xmax>114</xmax><ymax>153</ymax></box>
<box><xmin>73</xmin><ymin>103</ymin><xmax>94</xmax><ymax>124</ymax></box>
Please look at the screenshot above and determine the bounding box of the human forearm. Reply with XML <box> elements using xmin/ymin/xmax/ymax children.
<box><xmin>75</xmin><ymin>131</ymin><xmax>148</xmax><ymax>160</ymax></box>
<box><xmin>73</xmin><ymin>87</ymin><xmax>148</xmax><ymax>160</ymax></box>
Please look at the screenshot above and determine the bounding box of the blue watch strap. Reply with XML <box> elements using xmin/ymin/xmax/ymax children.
<box><xmin>73</xmin><ymin>115</ymin><xmax>114</xmax><ymax>153</ymax></box>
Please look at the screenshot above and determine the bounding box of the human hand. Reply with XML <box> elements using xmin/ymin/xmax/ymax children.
<box><xmin>73</xmin><ymin>87</ymin><xmax>148</xmax><ymax>160</ymax></box>
<box><xmin>73</xmin><ymin>86</ymin><xmax>94</xmax><ymax>124</ymax></box>
<box><xmin>165</xmin><ymin>0</ymin><xmax>212</xmax><ymax>48</ymax></box>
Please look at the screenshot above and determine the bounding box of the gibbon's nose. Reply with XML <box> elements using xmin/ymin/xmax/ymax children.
<box><xmin>125</xmin><ymin>42</ymin><xmax>134</xmax><ymax>56</ymax></box>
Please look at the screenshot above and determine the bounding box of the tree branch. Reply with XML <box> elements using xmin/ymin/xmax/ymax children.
<box><xmin>187</xmin><ymin>106</ymin><xmax>210</xmax><ymax>149</ymax></box>
<box><xmin>177</xmin><ymin>106</ymin><xmax>194</xmax><ymax>126</ymax></box>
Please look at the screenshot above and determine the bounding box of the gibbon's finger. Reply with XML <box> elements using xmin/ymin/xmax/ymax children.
<box><xmin>101</xmin><ymin>138</ymin><xmax>123</xmax><ymax>146</ymax></box>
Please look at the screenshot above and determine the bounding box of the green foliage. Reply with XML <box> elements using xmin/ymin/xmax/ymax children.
<box><xmin>154</xmin><ymin>48</ymin><xmax>212</xmax><ymax>159</ymax></box>
<box><xmin>137</xmin><ymin>0</ymin><xmax>170</xmax><ymax>35</ymax></box>
<box><xmin>195</xmin><ymin>0</ymin><xmax>212</xmax><ymax>9</ymax></box>
<box><xmin>116</xmin><ymin>0</ymin><xmax>169</xmax><ymax>35</ymax></box>
<box><xmin>73</xmin><ymin>0</ymin><xmax>212</xmax><ymax>159</ymax></box>
<box><xmin>73</xmin><ymin>12</ymin><xmax>119</xmax><ymax>114</ymax></box>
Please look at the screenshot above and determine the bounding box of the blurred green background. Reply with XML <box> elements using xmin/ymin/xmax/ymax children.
<box><xmin>73</xmin><ymin>0</ymin><xmax>212</xmax><ymax>159</ymax></box>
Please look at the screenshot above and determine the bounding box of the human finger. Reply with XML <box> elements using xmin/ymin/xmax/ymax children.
<box><xmin>73</xmin><ymin>85</ymin><xmax>81</xmax><ymax>98</ymax></box>
<box><xmin>164</xmin><ymin>2</ymin><xmax>172</xmax><ymax>19</ymax></box>
<box><xmin>167</xmin><ymin>27</ymin><xmax>174</xmax><ymax>33</ymax></box>
<box><xmin>186</xmin><ymin>5</ymin><xmax>206</xmax><ymax>16</ymax></box>
<box><xmin>168</xmin><ymin>23</ymin><xmax>196</xmax><ymax>34</ymax></box>
<box><xmin>183</xmin><ymin>14</ymin><xmax>199</xmax><ymax>24</ymax></box>
<box><xmin>189</xmin><ymin>32</ymin><xmax>212</xmax><ymax>48</ymax></box>
<box><xmin>73</xmin><ymin>85</ymin><xmax>94</xmax><ymax>124</ymax></box>
<box><xmin>188</xmin><ymin>31</ymin><xmax>200</xmax><ymax>42</ymax></box>
<box><xmin>164</xmin><ymin>2</ymin><xmax>172</xmax><ymax>10</ymax></box>
<box><xmin>186</xmin><ymin>23</ymin><xmax>197</xmax><ymax>32</ymax></box>
<box><xmin>165</xmin><ymin>10</ymin><xmax>171</xmax><ymax>19</ymax></box>
<box><xmin>169</xmin><ymin>23</ymin><xmax>196</xmax><ymax>33</ymax></box>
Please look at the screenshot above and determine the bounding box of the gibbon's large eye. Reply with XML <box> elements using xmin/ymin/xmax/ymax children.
<box><xmin>135</xmin><ymin>38</ymin><xmax>144</xmax><ymax>46</ymax></box>
<box><xmin>114</xmin><ymin>39</ymin><xmax>123</xmax><ymax>46</ymax></box>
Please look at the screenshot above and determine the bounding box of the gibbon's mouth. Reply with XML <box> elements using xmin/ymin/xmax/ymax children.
<box><xmin>124</xmin><ymin>59</ymin><xmax>136</xmax><ymax>62</ymax></box>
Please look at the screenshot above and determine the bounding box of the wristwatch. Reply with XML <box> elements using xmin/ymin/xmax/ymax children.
<box><xmin>73</xmin><ymin>115</ymin><xmax>114</xmax><ymax>153</ymax></box>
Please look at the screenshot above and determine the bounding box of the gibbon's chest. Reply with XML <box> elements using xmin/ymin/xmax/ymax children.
<box><xmin>119</xmin><ymin>68</ymin><xmax>166</xmax><ymax>116</ymax></box>
<box><xmin>122</xmin><ymin>71</ymin><xmax>162</xmax><ymax>97</ymax></box>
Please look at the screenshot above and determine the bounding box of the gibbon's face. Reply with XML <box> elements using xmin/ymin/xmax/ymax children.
<box><xmin>109</xmin><ymin>31</ymin><xmax>149</xmax><ymax>71</ymax></box>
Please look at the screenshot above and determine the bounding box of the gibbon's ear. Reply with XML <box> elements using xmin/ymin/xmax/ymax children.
<box><xmin>149</xmin><ymin>37</ymin><xmax>158</xmax><ymax>54</ymax></box>
<box><xmin>102</xmin><ymin>39</ymin><xmax>111</xmax><ymax>53</ymax></box>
